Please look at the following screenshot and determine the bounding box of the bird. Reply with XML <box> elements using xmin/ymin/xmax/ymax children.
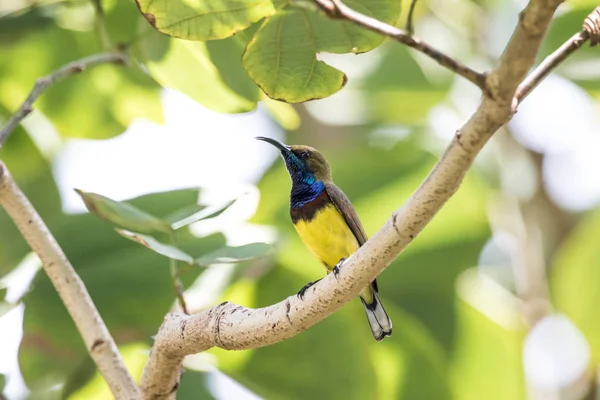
<box><xmin>256</xmin><ymin>136</ymin><xmax>392</xmax><ymax>341</ymax></box>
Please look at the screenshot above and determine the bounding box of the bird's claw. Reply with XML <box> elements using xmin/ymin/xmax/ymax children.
<box><xmin>332</xmin><ymin>258</ymin><xmax>346</xmax><ymax>280</ymax></box>
<box><xmin>297</xmin><ymin>279</ymin><xmax>321</xmax><ymax>300</ymax></box>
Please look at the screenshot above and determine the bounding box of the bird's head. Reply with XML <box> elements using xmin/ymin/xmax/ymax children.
<box><xmin>256</xmin><ymin>137</ymin><xmax>332</xmax><ymax>183</ymax></box>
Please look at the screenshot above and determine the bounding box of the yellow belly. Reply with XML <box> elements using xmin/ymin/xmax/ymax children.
<box><xmin>293</xmin><ymin>204</ymin><xmax>360</xmax><ymax>270</ymax></box>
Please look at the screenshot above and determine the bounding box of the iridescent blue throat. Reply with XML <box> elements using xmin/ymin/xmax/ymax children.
<box><xmin>290</xmin><ymin>175</ymin><xmax>325</xmax><ymax>209</ymax></box>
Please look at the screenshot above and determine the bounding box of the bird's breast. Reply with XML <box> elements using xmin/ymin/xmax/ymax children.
<box><xmin>292</xmin><ymin>201</ymin><xmax>360</xmax><ymax>269</ymax></box>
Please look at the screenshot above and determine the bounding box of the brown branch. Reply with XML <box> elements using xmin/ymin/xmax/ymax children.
<box><xmin>0</xmin><ymin>52</ymin><xmax>127</xmax><ymax>147</ymax></box>
<box><xmin>140</xmin><ymin>1</ymin><xmax>569</xmax><ymax>399</ymax></box>
<box><xmin>314</xmin><ymin>0</ymin><xmax>488</xmax><ymax>91</ymax></box>
<box><xmin>0</xmin><ymin>163</ymin><xmax>141</xmax><ymax>400</ymax></box>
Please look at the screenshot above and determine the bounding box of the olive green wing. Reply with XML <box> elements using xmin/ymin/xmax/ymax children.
<box><xmin>325</xmin><ymin>183</ymin><xmax>368</xmax><ymax>246</ymax></box>
<box><xmin>326</xmin><ymin>183</ymin><xmax>379</xmax><ymax>292</ymax></box>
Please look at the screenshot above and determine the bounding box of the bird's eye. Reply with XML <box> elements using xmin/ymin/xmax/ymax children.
<box><xmin>300</xmin><ymin>151</ymin><xmax>310</xmax><ymax>159</ymax></box>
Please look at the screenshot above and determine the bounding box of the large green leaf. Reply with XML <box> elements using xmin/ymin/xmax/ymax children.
<box><xmin>135</xmin><ymin>29</ymin><xmax>259</xmax><ymax>113</ymax></box>
<box><xmin>242</xmin><ymin>0</ymin><xmax>403</xmax><ymax>102</ymax></box>
<box><xmin>135</xmin><ymin>0</ymin><xmax>275</xmax><ymax>40</ymax></box>
<box><xmin>76</xmin><ymin>189</ymin><xmax>171</xmax><ymax>234</ymax></box>
<box><xmin>551</xmin><ymin>208</ymin><xmax>600</xmax><ymax>362</ymax></box>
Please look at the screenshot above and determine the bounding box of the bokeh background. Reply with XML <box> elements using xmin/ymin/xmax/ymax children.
<box><xmin>1</xmin><ymin>0</ymin><xmax>600</xmax><ymax>399</ymax></box>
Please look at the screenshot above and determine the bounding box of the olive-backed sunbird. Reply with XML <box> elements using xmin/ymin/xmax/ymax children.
<box><xmin>257</xmin><ymin>137</ymin><xmax>392</xmax><ymax>341</ymax></box>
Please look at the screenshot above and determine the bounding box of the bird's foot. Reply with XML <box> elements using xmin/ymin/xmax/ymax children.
<box><xmin>332</xmin><ymin>258</ymin><xmax>346</xmax><ymax>280</ymax></box>
<box><xmin>297</xmin><ymin>279</ymin><xmax>322</xmax><ymax>300</ymax></box>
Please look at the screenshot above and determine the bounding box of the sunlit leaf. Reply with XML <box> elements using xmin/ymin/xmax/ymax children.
<box><xmin>75</xmin><ymin>189</ymin><xmax>171</xmax><ymax>234</ymax></box>
<box><xmin>135</xmin><ymin>30</ymin><xmax>258</xmax><ymax>113</ymax></box>
<box><xmin>242</xmin><ymin>0</ymin><xmax>403</xmax><ymax>102</ymax></box>
<box><xmin>196</xmin><ymin>243</ymin><xmax>273</xmax><ymax>266</ymax></box>
<box><xmin>116</xmin><ymin>230</ymin><xmax>194</xmax><ymax>264</ymax></box>
<box><xmin>135</xmin><ymin>0</ymin><xmax>275</xmax><ymax>40</ymax></box>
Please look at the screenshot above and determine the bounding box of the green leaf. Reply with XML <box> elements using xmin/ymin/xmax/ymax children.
<box><xmin>135</xmin><ymin>29</ymin><xmax>258</xmax><ymax>113</ymax></box>
<box><xmin>0</xmin><ymin>374</ymin><xmax>5</xmax><ymax>393</ymax></box>
<box><xmin>243</xmin><ymin>10</ymin><xmax>347</xmax><ymax>102</ymax></box>
<box><xmin>206</xmin><ymin>35</ymin><xmax>262</xmax><ymax>103</ymax></box>
<box><xmin>75</xmin><ymin>189</ymin><xmax>171</xmax><ymax>234</ymax></box>
<box><xmin>168</xmin><ymin>199</ymin><xmax>236</xmax><ymax>230</ymax></box>
<box><xmin>196</xmin><ymin>243</ymin><xmax>273</xmax><ymax>266</ymax></box>
<box><xmin>116</xmin><ymin>230</ymin><xmax>194</xmax><ymax>264</ymax></box>
<box><xmin>242</xmin><ymin>0</ymin><xmax>402</xmax><ymax>102</ymax></box>
<box><xmin>135</xmin><ymin>0</ymin><xmax>275</xmax><ymax>40</ymax></box>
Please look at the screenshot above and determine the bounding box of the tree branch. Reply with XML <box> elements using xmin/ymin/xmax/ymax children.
<box><xmin>314</xmin><ymin>0</ymin><xmax>488</xmax><ymax>91</ymax></box>
<box><xmin>0</xmin><ymin>52</ymin><xmax>127</xmax><ymax>147</ymax></box>
<box><xmin>140</xmin><ymin>1</ymin><xmax>574</xmax><ymax>399</ymax></box>
<box><xmin>0</xmin><ymin>163</ymin><xmax>141</xmax><ymax>400</ymax></box>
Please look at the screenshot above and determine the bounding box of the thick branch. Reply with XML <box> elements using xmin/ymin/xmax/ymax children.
<box><xmin>0</xmin><ymin>163</ymin><xmax>141</xmax><ymax>400</ymax></box>
<box><xmin>141</xmin><ymin>1</ymin><xmax>570</xmax><ymax>399</ymax></box>
<box><xmin>314</xmin><ymin>0</ymin><xmax>488</xmax><ymax>91</ymax></box>
<box><xmin>0</xmin><ymin>52</ymin><xmax>127</xmax><ymax>147</ymax></box>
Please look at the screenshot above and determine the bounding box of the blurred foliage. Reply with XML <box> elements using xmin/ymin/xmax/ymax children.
<box><xmin>1</xmin><ymin>0</ymin><xmax>600</xmax><ymax>399</ymax></box>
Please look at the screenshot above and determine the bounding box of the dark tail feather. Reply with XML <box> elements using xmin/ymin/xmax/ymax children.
<box><xmin>360</xmin><ymin>291</ymin><xmax>392</xmax><ymax>341</ymax></box>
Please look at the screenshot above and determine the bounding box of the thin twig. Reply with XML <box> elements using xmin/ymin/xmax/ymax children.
<box><xmin>405</xmin><ymin>0</ymin><xmax>419</xmax><ymax>35</ymax></box>
<box><xmin>513</xmin><ymin>5</ymin><xmax>600</xmax><ymax>108</ymax></box>
<box><xmin>514</xmin><ymin>31</ymin><xmax>590</xmax><ymax>106</ymax></box>
<box><xmin>0</xmin><ymin>163</ymin><xmax>141</xmax><ymax>400</ymax></box>
<box><xmin>0</xmin><ymin>52</ymin><xmax>127</xmax><ymax>147</ymax></box>
<box><xmin>314</xmin><ymin>0</ymin><xmax>488</xmax><ymax>92</ymax></box>
<box><xmin>170</xmin><ymin>233</ymin><xmax>189</xmax><ymax>314</ymax></box>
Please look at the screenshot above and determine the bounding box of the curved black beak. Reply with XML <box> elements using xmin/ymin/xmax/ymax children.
<box><xmin>256</xmin><ymin>136</ymin><xmax>290</xmax><ymax>153</ymax></box>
